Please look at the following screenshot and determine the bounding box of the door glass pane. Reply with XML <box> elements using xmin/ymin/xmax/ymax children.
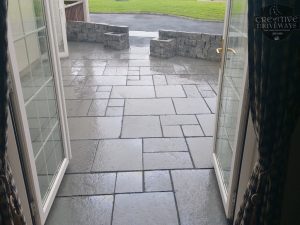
<box><xmin>51</xmin><ymin>0</ymin><xmax>65</xmax><ymax>52</ymax></box>
<box><xmin>19</xmin><ymin>0</ymin><xmax>45</xmax><ymax>33</ymax></box>
<box><xmin>8</xmin><ymin>0</ymin><xmax>65</xmax><ymax>203</ymax></box>
<box><xmin>8</xmin><ymin>0</ymin><xmax>23</xmax><ymax>39</ymax></box>
<box><xmin>215</xmin><ymin>0</ymin><xmax>247</xmax><ymax>191</ymax></box>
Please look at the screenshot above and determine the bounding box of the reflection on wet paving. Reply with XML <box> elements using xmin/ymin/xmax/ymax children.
<box><xmin>45</xmin><ymin>41</ymin><xmax>228</xmax><ymax>225</ymax></box>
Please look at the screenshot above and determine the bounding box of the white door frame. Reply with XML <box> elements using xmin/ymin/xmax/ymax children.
<box><xmin>7</xmin><ymin>0</ymin><xmax>71</xmax><ymax>223</ymax></box>
<box><xmin>212</xmin><ymin>0</ymin><xmax>249</xmax><ymax>219</ymax></box>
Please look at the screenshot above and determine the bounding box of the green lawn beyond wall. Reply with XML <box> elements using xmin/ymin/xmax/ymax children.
<box><xmin>89</xmin><ymin>0</ymin><xmax>226</xmax><ymax>21</ymax></box>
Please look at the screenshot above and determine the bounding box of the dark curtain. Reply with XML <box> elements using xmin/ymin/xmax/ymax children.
<box><xmin>0</xmin><ymin>0</ymin><xmax>26</xmax><ymax>224</ymax></box>
<box><xmin>234</xmin><ymin>0</ymin><xmax>300</xmax><ymax>225</ymax></box>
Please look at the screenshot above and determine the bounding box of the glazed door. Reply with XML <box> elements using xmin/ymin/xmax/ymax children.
<box><xmin>212</xmin><ymin>0</ymin><xmax>248</xmax><ymax>219</ymax></box>
<box><xmin>50</xmin><ymin>0</ymin><xmax>69</xmax><ymax>58</ymax></box>
<box><xmin>7</xmin><ymin>0</ymin><xmax>71</xmax><ymax>224</ymax></box>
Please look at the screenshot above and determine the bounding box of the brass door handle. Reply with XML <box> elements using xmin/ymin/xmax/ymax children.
<box><xmin>216</xmin><ymin>48</ymin><xmax>237</xmax><ymax>54</ymax></box>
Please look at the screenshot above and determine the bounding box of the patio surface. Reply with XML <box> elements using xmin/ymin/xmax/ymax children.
<box><xmin>45</xmin><ymin>40</ymin><xmax>227</xmax><ymax>225</ymax></box>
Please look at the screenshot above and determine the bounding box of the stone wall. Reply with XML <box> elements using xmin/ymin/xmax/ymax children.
<box><xmin>66</xmin><ymin>21</ymin><xmax>129</xmax><ymax>49</ymax></box>
<box><xmin>150</xmin><ymin>30</ymin><xmax>222</xmax><ymax>61</ymax></box>
<box><xmin>150</xmin><ymin>38</ymin><xmax>176</xmax><ymax>58</ymax></box>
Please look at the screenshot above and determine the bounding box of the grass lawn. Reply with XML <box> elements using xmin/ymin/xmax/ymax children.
<box><xmin>89</xmin><ymin>0</ymin><xmax>226</xmax><ymax>21</ymax></box>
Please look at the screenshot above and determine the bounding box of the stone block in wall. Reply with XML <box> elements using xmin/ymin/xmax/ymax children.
<box><xmin>96</xmin><ymin>33</ymin><xmax>104</xmax><ymax>43</ymax></box>
<box><xmin>150</xmin><ymin>38</ymin><xmax>176</xmax><ymax>58</ymax></box>
<box><xmin>155</xmin><ymin>30</ymin><xmax>222</xmax><ymax>61</ymax></box>
<box><xmin>67</xmin><ymin>21</ymin><xmax>83</xmax><ymax>32</ymax></box>
<box><xmin>66</xmin><ymin>21</ymin><xmax>129</xmax><ymax>47</ymax></box>
<box><xmin>78</xmin><ymin>32</ymin><xmax>87</xmax><ymax>42</ymax></box>
<box><xmin>67</xmin><ymin>32</ymin><xmax>78</xmax><ymax>41</ymax></box>
<box><xmin>87</xmin><ymin>32</ymin><xmax>97</xmax><ymax>42</ymax></box>
<box><xmin>104</xmin><ymin>32</ymin><xmax>129</xmax><ymax>50</ymax></box>
<box><xmin>95</xmin><ymin>24</ymin><xmax>105</xmax><ymax>33</ymax></box>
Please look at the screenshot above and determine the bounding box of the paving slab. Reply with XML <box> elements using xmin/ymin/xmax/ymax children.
<box><xmin>197</xmin><ymin>114</ymin><xmax>216</xmax><ymax>136</ymax></box>
<box><xmin>70</xmin><ymin>76</ymin><xmax>89</xmax><ymax>87</ymax></box>
<box><xmin>153</xmin><ymin>75</ymin><xmax>167</xmax><ymax>85</ymax></box>
<box><xmin>143</xmin><ymin>138</ymin><xmax>188</xmax><ymax>152</ymax></box>
<box><xmin>57</xmin><ymin>173</ymin><xmax>116</xmax><ymax>196</ymax></box>
<box><xmin>128</xmin><ymin>70</ymin><xmax>140</xmax><ymax>76</ymax></box>
<box><xmin>182</xmin><ymin>125</ymin><xmax>204</xmax><ymax>137</ymax></box>
<box><xmin>160</xmin><ymin>115</ymin><xmax>199</xmax><ymax>125</ymax></box>
<box><xmin>115</xmin><ymin>172</ymin><xmax>143</xmax><ymax>193</ymax></box>
<box><xmin>103</xmin><ymin>67</ymin><xmax>128</xmax><ymax>75</ymax></box>
<box><xmin>199</xmin><ymin>90</ymin><xmax>217</xmax><ymax>98</ymax></box>
<box><xmin>144</xmin><ymin>171</ymin><xmax>172</xmax><ymax>192</ymax></box>
<box><xmin>45</xmin><ymin>196</ymin><xmax>113</xmax><ymax>225</ymax></box>
<box><xmin>162</xmin><ymin>125</ymin><xmax>183</xmax><ymax>137</ymax></box>
<box><xmin>68</xmin><ymin>117</ymin><xmax>122</xmax><ymax>139</ymax></box>
<box><xmin>183</xmin><ymin>85</ymin><xmax>202</xmax><ymax>98</ymax></box>
<box><xmin>63</xmin><ymin>75</ymin><xmax>75</xmax><ymax>86</ymax></box>
<box><xmin>87</xmin><ymin>99</ymin><xmax>108</xmax><ymax>116</ymax></box>
<box><xmin>92</xmin><ymin>139</ymin><xmax>143</xmax><ymax>172</ymax></box>
<box><xmin>144</xmin><ymin>152</ymin><xmax>193</xmax><ymax>170</ymax></box>
<box><xmin>124</xmin><ymin>98</ymin><xmax>175</xmax><ymax>115</ymax></box>
<box><xmin>64</xmin><ymin>86</ymin><xmax>98</xmax><ymax>99</ymax></box>
<box><xmin>173</xmin><ymin>98</ymin><xmax>211</xmax><ymax>114</ymax></box>
<box><xmin>111</xmin><ymin>86</ymin><xmax>155</xmax><ymax>98</ymax></box>
<box><xmin>78</xmin><ymin>67</ymin><xmax>106</xmax><ymax>76</ymax></box>
<box><xmin>95</xmin><ymin>92</ymin><xmax>111</xmax><ymax>99</ymax></box>
<box><xmin>66</xmin><ymin>100</ymin><xmax>92</xmax><ymax>117</ymax></box>
<box><xmin>66</xmin><ymin>140</ymin><xmax>98</xmax><ymax>173</ymax></box>
<box><xmin>107</xmin><ymin>60</ymin><xmax>129</xmax><ymax>67</ymax></box>
<box><xmin>129</xmin><ymin>59</ymin><xmax>151</xmax><ymax>67</ymax></box>
<box><xmin>186</xmin><ymin>137</ymin><xmax>214</xmax><ymax>168</ymax></box>
<box><xmin>155</xmin><ymin>85</ymin><xmax>186</xmax><ymax>97</ymax></box>
<box><xmin>106</xmin><ymin>107</ymin><xmax>124</xmax><ymax>116</ymax></box>
<box><xmin>85</xmin><ymin>76</ymin><xmax>127</xmax><ymax>86</ymax></box>
<box><xmin>140</xmin><ymin>67</ymin><xmax>163</xmax><ymax>75</ymax></box>
<box><xmin>112</xmin><ymin>192</ymin><xmax>179</xmax><ymax>225</ymax></box>
<box><xmin>108</xmin><ymin>99</ymin><xmax>125</xmax><ymax>107</ymax></box>
<box><xmin>171</xmin><ymin>170</ymin><xmax>227</xmax><ymax>225</ymax></box>
<box><xmin>166</xmin><ymin>75</ymin><xmax>208</xmax><ymax>85</ymax></box>
<box><xmin>204</xmin><ymin>97</ymin><xmax>217</xmax><ymax>113</ymax></box>
<box><xmin>122</xmin><ymin>116</ymin><xmax>162</xmax><ymax>138</ymax></box>
<box><xmin>97</xmin><ymin>85</ymin><xmax>113</xmax><ymax>92</ymax></box>
<box><xmin>127</xmin><ymin>76</ymin><xmax>153</xmax><ymax>86</ymax></box>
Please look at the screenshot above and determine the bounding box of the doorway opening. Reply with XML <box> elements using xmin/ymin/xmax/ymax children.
<box><xmin>7</xmin><ymin>0</ymin><xmax>248</xmax><ymax>224</ymax></box>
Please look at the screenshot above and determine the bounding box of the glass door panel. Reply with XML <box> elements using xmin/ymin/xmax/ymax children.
<box><xmin>50</xmin><ymin>0</ymin><xmax>69</xmax><ymax>57</ymax></box>
<box><xmin>9</xmin><ymin>0</ymin><xmax>65</xmax><ymax>202</ymax></box>
<box><xmin>213</xmin><ymin>0</ymin><xmax>248</xmax><ymax>219</ymax></box>
<box><xmin>8</xmin><ymin>0</ymin><xmax>70</xmax><ymax>223</ymax></box>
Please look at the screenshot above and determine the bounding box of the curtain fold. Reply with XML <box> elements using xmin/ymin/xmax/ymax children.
<box><xmin>234</xmin><ymin>0</ymin><xmax>300</xmax><ymax>225</ymax></box>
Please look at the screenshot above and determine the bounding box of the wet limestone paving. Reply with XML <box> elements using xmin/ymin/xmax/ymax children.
<box><xmin>45</xmin><ymin>41</ymin><xmax>228</xmax><ymax>225</ymax></box>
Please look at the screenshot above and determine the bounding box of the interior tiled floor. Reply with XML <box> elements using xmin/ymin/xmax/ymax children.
<box><xmin>45</xmin><ymin>41</ymin><xmax>228</xmax><ymax>225</ymax></box>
